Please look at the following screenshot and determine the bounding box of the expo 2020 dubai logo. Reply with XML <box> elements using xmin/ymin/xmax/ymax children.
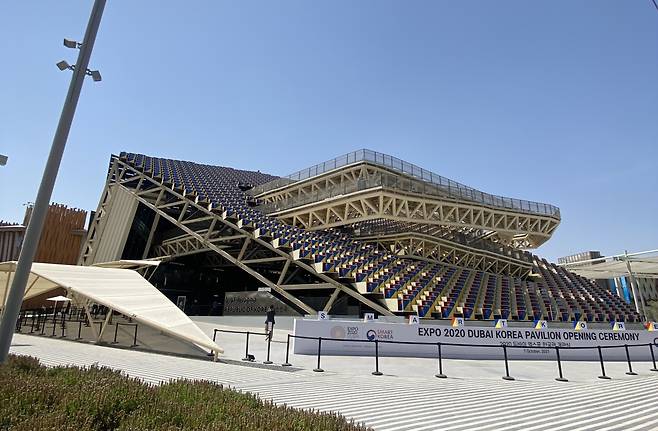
<box><xmin>330</xmin><ymin>326</ymin><xmax>346</xmax><ymax>339</ymax></box>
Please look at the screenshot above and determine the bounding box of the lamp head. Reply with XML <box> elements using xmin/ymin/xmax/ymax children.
<box><xmin>89</xmin><ymin>70</ymin><xmax>102</xmax><ymax>82</ymax></box>
<box><xmin>63</xmin><ymin>38</ymin><xmax>79</xmax><ymax>49</ymax></box>
<box><xmin>56</xmin><ymin>60</ymin><xmax>71</xmax><ymax>71</ymax></box>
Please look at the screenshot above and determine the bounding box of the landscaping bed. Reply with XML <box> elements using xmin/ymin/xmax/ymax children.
<box><xmin>0</xmin><ymin>355</ymin><xmax>370</xmax><ymax>430</ymax></box>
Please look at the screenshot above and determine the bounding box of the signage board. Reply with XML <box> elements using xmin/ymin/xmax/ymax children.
<box><xmin>451</xmin><ymin>317</ymin><xmax>464</xmax><ymax>327</ymax></box>
<box><xmin>223</xmin><ymin>291</ymin><xmax>300</xmax><ymax>316</ymax></box>
<box><xmin>293</xmin><ymin>319</ymin><xmax>657</xmax><ymax>361</ymax></box>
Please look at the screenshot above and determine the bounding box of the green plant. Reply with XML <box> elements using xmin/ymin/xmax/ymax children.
<box><xmin>0</xmin><ymin>355</ymin><xmax>371</xmax><ymax>431</ymax></box>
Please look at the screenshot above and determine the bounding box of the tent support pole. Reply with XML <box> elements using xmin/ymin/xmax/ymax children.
<box><xmin>97</xmin><ymin>310</ymin><xmax>113</xmax><ymax>343</ymax></box>
<box><xmin>625</xmin><ymin>251</ymin><xmax>647</xmax><ymax>319</ymax></box>
<box><xmin>1</xmin><ymin>264</ymin><xmax>14</xmax><ymax>310</ymax></box>
<box><xmin>22</xmin><ymin>276</ymin><xmax>41</xmax><ymax>299</ymax></box>
<box><xmin>82</xmin><ymin>299</ymin><xmax>99</xmax><ymax>340</ymax></box>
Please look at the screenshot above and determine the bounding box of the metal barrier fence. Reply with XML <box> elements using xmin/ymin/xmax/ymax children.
<box><xmin>14</xmin><ymin>309</ymin><xmax>139</xmax><ymax>348</ymax></box>
<box><xmin>212</xmin><ymin>328</ymin><xmax>658</xmax><ymax>382</ymax></box>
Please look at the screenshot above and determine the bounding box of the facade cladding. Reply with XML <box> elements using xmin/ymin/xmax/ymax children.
<box><xmin>81</xmin><ymin>151</ymin><xmax>641</xmax><ymax>323</ymax></box>
<box><xmin>0</xmin><ymin>204</ymin><xmax>87</xmax><ymax>264</ymax></box>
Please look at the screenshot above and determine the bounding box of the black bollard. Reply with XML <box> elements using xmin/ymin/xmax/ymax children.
<box><xmin>313</xmin><ymin>337</ymin><xmax>324</xmax><ymax>372</ymax></box>
<box><xmin>555</xmin><ymin>346</ymin><xmax>568</xmax><ymax>382</ymax></box>
<box><xmin>131</xmin><ymin>325</ymin><xmax>138</xmax><ymax>347</ymax></box>
<box><xmin>60</xmin><ymin>314</ymin><xmax>66</xmax><ymax>338</ymax></box>
<box><xmin>649</xmin><ymin>343</ymin><xmax>658</xmax><ymax>372</ymax></box>
<box><xmin>282</xmin><ymin>334</ymin><xmax>292</xmax><ymax>367</ymax></box>
<box><xmin>263</xmin><ymin>332</ymin><xmax>273</xmax><ymax>364</ymax></box>
<box><xmin>15</xmin><ymin>313</ymin><xmax>22</xmax><ymax>333</ymax></box>
<box><xmin>51</xmin><ymin>315</ymin><xmax>57</xmax><ymax>337</ymax></box>
<box><xmin>502</xmin><ymin>345</ymin><xmax>515</xmax><ymax>381</ymax></box>
<box><xmin>435</xmin><ymin>342</ymin><xmax>446</xmax><ymax>378</ymax></box>
<box><xmin>112</xmin><ymin>323</ymin><xmax>120</xmax><ymax>344</ymax></box>
<box><xmin>208</xmin><ymin>329</ymin><xmax>218</xmax><ymax>356</ymax></box>
<box><xmin>624</xmin><ymin>344</ymin><xmax>638</xmax><ymax>376</ymax></box>
<box><xmin>372</xmin><ymin>339</ymin><xmax>383</xmax><ymax>376</ymax></box>
<box><xmin>76</xmin><ymin>320</ymin><xmax>83</xmax><ymax>340</ymax></box>
<box><xmin>597</xmin><ymin>346</ymin><xmax>610</xmax><ymax>379</ymax></box>
<box><xmin>242</xmin><ymin>332</ymin><xmax>251</xmax><ymax>361</ymax></box>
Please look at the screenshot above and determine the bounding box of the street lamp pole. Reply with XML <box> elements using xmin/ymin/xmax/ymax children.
<box><xmin>0</xmin><ymin>0</ymin><xmax>106</xmax><ymax>363</ymax></box>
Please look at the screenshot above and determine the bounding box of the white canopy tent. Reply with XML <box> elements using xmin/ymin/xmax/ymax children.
<box><xmin>561</xmin><ymin>254</ymin><xmax>658</xmax><ymax>280</ymax></box>
<box><xmin>561</xmin><ymin>250</ymin><xmax>658</xmax><ymax>318</ymax></box>
<box><xmin>91</xmin><ymin>259</ymin><xmax>161</xmax><ymax>270</ymax></box>
<box><xmin>0</xmin><ymin>262</ymin><xmax>222</xmax><ymax>356</ymax></box>
<box><xmin>46</xmin><ymin>295</ymin><xmax>71</xmax><ymax>318</ymax></box>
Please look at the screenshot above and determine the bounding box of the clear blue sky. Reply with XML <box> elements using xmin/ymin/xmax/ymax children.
<box><xmin>1</xmin><ymin>1</ymin><xmax>656</xmax><ymax>261</ymax></box>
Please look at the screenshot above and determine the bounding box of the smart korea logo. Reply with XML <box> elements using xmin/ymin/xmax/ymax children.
<box><xmin>367</xmin><ymin>330</ymin><xmax>377</xmax><ymax>341</ymax></box>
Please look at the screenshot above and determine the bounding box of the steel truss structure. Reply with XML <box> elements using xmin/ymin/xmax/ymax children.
<box><xmin>361</xmin><ymin>232</ymin><xmax>533</xmax><ymax>278</ymax></box>
<box><xmin>80</xmin><ymin>157</ymin><xmax>394</xmax><ymax>316</ymax></box>
<box><xmin>254</xmin><ymin>163</ymin><xmax>560</xmax><ymax>249</ymax></box>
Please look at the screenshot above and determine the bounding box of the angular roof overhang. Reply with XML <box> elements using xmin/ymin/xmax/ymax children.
<box><xmin>0</xmin><ymin>262</ymin><xmax>222</xmax><ymax>354</ymax></box>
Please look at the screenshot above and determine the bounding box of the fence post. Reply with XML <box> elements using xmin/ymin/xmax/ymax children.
<box><xmin>40</xmin><ymin>314</ymin><xmax>46</xmax><ymax>335</ymax></box>
<box><xmin>502</xmin><ymin>345</ymin><xmax>514</xmax><ymax>381</ymax></box>
<box><xmin>242</xmin><ymin>331</ymin><xmax>251</xmax><ymax>361</ymax></box>
<box><xmin>555</xmin><ymin>346</ymin><xmax>568</xmax><ymax>382</ymax></box>
<box><xmin>76</xmin><ymin>319</ymin><xmax>83</xmax><ymax>340</ymax></box>
<box><xmin>15</xmin><ymin>312</ymin><xmax>22</xmax><ymax>332</ymax></box>
<box><xmin>313</xmin><ymin>337</ymin><xmax>324</xmax><ymax>372</ymax></box>
<box><xmin>60</xmin><ymin>314</ymin><xmax>66</xmax><ymax>338</ymax></box>
<box><xmin>282</xmin><ymin>334</ymin><xmax>292</xmax><ymax>367</ymax></box>
<box><xmin>372</xmin><ymin>339</ymin><xmax>383</xmax><ymax>376</ymax></box>
<box><xmin>624</xmin><ymin>344</ymin><xmax>638</xmax><ymax>376</ymax></box>
<box><xmin>30</xmin><ymin>313</ymin><xmax>36</xmax><ymax>334</ymax></box>
<box><xmin>207</xmin><ymin>329</ymin><xmax>218</xmax><ymax>356</ymax></box>
<box><xmin>263</xmin><ymin>332</ymin><xmax>273</xmax><ymax>364</ymax></box>
<box><xmin>649</xmin><ymin>343</ymin><xmax>658</xmax><ymax>372</ymax></box>
<box><xmin>131</xmin><ymin>325</ymin><xmax>138</xmax><ymax>348</ymax></box>
<box><xmin>51</xmin><ymin>315</ymin><xmax>57</xmax><ymax>337</ymax></box>
<box><xmin>435</xmin><ymin>342</ymin><xmax>446</xmax><ymax>378</ymax></box>
<box><xmin>112</xmin><ymin>322</ymin><xmax>120</xmax><ymax>344</ymax></box>
<box><xmin>597</xmin><ymin>346</ymin><xmax>610</xmax><ymax>379</ymax></box>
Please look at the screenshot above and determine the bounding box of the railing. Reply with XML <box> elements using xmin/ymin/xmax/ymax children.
<box><xmin>211</xmin><ymin>328</ymin><xmax>658</xmax><ymax>382</ymax></box>
<box><xmin>257</xmin><ymin>169</ymin><xmax>559</xmax><ymax>221</ymax></box>
<box><xmin>14</xmin><ymin>309</ymin><xmax>139</xmax><ymax>348</ymax></box>
<box><xmin>210</xmin><ymin>329</ymin><xmax>276</xmax><ymax>364</ymax></box>
<box><xmin>252</xmin><ymin>149</ymin><xmax>560</xmax><ymax>218</ymax></box>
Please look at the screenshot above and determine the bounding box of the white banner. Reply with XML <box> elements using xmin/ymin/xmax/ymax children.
<box><xmin>293</xmin><ymin>319</ymin><xmax>658</xmax><ymax>361</ymax></box>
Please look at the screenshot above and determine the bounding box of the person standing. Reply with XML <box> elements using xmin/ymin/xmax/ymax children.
<box><xmin>265</xmin><ymin>305</ymin><xmax>275</xmax><ymax>340</ymax></box>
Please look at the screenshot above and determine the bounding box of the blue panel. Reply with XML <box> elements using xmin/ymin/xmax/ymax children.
<box><xmin>619</xmin><ymin>277</ymin><xmax>631</xmax><ymax>303</ymax></box>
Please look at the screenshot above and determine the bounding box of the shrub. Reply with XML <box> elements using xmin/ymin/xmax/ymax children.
<box><xmin>0</xmin><ymin>354</ymin><xmax>370</xmax><ymax>431</ymax></box>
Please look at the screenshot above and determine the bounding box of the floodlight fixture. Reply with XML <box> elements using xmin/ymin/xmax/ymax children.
<box><xmin>0</xmin><ymin>155</ymin><xmax>7</xmax><ymax>166</ymax></box>
<box><xmin>88</xmin><ymin>70</ymin><xmax>102</xmax><ymax>82</ymax></box>
<box><xmin>56</xmin><ymin>60</ymin><xmax>71</xmax><ymax>71</ymax></box>
<box><xmin>63</xmin><ymin>38</ymin><xmax>81</xmax><ymax>49</ymax></box>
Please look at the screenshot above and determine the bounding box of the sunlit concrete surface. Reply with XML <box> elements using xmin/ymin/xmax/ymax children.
<box><xmin>10</xmin><ymin>330</ymin><xmax>658</xmax><ymax>431</ymax></box>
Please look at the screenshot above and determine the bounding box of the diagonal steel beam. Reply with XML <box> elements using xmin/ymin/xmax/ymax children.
<box><xmin>106</xmin><ymin>158</ymin><xmax>394</xmax><ymax>316</ymax></box>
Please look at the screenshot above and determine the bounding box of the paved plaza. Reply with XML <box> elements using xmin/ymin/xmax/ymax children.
<box><xmin>10</xmin><ymin>330</ymin><xmax>658</xmax><ymax>431</ymax></box>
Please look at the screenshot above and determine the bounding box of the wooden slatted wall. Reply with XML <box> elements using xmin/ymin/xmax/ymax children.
<box><xmin>22</xmin><ymin>204</ymin><xmax>87</xmax><ymax>265</ymax></box>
